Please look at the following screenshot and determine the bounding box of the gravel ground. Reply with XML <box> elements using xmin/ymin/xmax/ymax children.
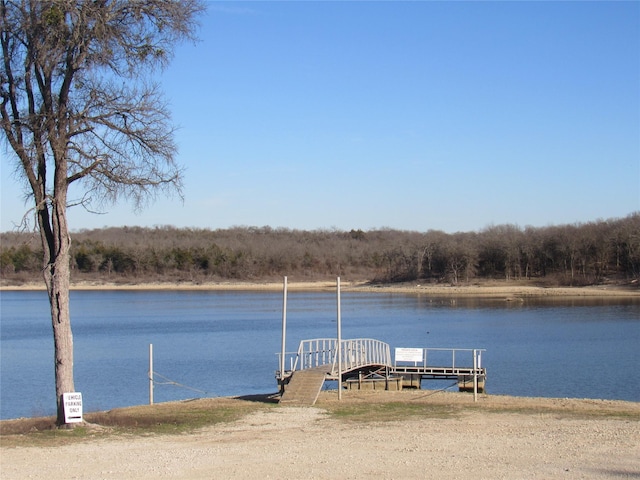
<box><xmin>2</xmin><ymin>392</ymin><xmax>639</xmax><ymax>479</ymax></box>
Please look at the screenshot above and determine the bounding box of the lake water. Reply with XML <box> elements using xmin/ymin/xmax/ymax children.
<box><xmin>1</xmin><ymin>290</ymin><xmax>638</xmax><ymax>419</ymax></box>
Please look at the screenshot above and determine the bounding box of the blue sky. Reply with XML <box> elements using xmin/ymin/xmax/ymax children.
<box><xmin>1</xmin><ymin>1</ymin><xmax>639</xmax><ymax>233</ymax></box>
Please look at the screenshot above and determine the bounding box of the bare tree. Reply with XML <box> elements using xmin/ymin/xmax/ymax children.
<box><xmin>0</xmin><ymin>0</ymin><xmax>204</xmax><ymax>425</ymax></box>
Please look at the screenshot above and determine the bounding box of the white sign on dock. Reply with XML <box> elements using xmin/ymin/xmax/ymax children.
<box><xmin>395</xmin><ymin>347</ymin><xmax>423</xmax><ymax>363</ymax></box>
<box><xmin>62</xmin><ymin>392</ymin><xmax>83</xmax><ymax>423</ymax></box>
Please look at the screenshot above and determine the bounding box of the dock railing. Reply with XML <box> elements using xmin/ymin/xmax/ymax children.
<box><xmin>393</xmin><ymin>347</ymin><xmax>485</xmax><ymax>375</ymax></box>
<box><xmin>332</xmin><ymin>338</ymin><xmax>392</xmax><ymax>376</ymax></box>
<box><xmin>276</xmin><ymin>338</ymin><xmax>392</xmax><ymax>379</ymax></box>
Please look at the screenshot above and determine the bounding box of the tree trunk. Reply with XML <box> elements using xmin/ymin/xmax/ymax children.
<box><xmin>40</xmin><ymin>198</ymin><xmax>75</xmax><ymax>426</ymax></box>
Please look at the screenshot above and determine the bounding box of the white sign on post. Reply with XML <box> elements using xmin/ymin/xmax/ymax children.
<box><xmin>395</xmin><ymin>347</ymin><xmax>423</xmax><ymax>363</ymax></box>
<box><xmin>62</xmin><ymin>392</ymin><xmax>83</xmax><ymax>423</ymax></box>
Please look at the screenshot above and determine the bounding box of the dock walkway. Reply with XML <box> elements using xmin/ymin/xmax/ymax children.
<box><xmin>279</xmin><ymin>367</ymin><xmax>330</xmax><ymax>406</ymax></box>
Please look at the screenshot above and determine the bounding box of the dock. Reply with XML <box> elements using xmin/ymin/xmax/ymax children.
<box><xmin>276</xmin><ymin>277</ymin><xmax>486</xmax><ymax>406</ymax></box>
<box><xmin>276</xmin><ymin>338</ymin><xmax>486</xmax><ymax>405</ymax></box>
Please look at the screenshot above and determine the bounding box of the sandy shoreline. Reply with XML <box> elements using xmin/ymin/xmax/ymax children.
<box><xmin>2</xmin><ymin>280</ymin><xmax>638</xmax><ymax>298</ymax></box>
<box><xmin>2</xmin><ymin>391</ymin><xmax>639</xmax><ymax>479</ymax></box>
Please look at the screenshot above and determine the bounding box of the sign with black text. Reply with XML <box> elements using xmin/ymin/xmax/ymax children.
<box><xmin>62</xmin><ymin>392</ymin><xmax>83</xmax><ymax>423</ymax></box>
<box><xmin>395</xmin><ymin>347</ymin><xmax>423</xmax><ymax>363</ymax></box>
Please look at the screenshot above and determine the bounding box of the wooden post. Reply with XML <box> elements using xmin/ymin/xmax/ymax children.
<box><xmin>337</xmin><ymin>277</ymin><xmax>342</xmax><ymax>401</ymax></box>
<box><xmin>280</xmin><ymin>276</ymin><xmax>287</xmax><ymax>388</ymax></box>
<box><xmin>149</xmin><ymin>343</ymin><xmax>154</xmax><ymax>405</ymax></box>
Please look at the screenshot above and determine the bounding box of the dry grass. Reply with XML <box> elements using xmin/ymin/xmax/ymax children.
<box><xmin>321</xmin><ymin>401</ymin><xmax>458</xmax><ymax>422</ymax></box>
<box><xmin>316</xmin><ymin>390</ymin><xmax>640</xmax><ymax>421</ymax></box>
<box><xmin>2</xmin><ymin>391</ymin><xmax>638</xmax><ymax>448</ymax></box>
<box><xmin>0</xmin><ymin>394</ymin><xmax>278</xmax><ymax>447</ymax></box>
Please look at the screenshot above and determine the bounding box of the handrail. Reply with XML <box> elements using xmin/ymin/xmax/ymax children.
<box><xmin>299</xmin><ymin>338</ymin><xmax>338</xmax><ymax>370</ymax></box>
<box><xmin>276</xmin><ymin>338</ymin><xmax>392</xmax><ymax>378</ymax></box>
<box><xmin>393</xmin><ymin>347</ymin><xmax>485</xmax><ymax>371</ymax></box>
<box><xmin>331</xmin><ymin>338</ymin><xmax>392</xmax><ymax>376</ymax></box>
<box><xmin>277</xmin><ymin>342</ymin><xmax>485</xmax><ymax>379</ymax></box>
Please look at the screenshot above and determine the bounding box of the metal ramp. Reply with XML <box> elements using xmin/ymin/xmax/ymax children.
<box><xmin>279</xmin><ymin>367</ymin><xmax>329</xmax><ymax>406</ymax></box>
<box><xmin>278</xmin><ymin>338</ymin><xmax>392</xmax><ymax>405</ymax></box>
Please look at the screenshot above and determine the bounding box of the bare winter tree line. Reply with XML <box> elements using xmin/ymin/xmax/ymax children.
<box><xmin>1</xmin><ymin>212</ymin><xmax>639</xmax><ymax>287</ymax></box>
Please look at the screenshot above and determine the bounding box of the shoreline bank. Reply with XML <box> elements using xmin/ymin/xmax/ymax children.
<box><xmin>2</xmin><ymin>389</ymin><xmax>638</xmax><ymax>429</ymax></box>
<box><xmin>1</xmin><ymin>280</ymin><xmax>639</xmax><ymax>297</ymax></box>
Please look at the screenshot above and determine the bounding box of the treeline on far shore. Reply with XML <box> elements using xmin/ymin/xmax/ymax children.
<box><xmin>1</xmin><ymin>212</ymin><xmax>639</xmax><ymax>287</ymax></box>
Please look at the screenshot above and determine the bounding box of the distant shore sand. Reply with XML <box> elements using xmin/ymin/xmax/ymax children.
<box><xmin>2</xmin><ymin>279</ymin><xmax>638</xmax><ymax>298</ymax></box>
